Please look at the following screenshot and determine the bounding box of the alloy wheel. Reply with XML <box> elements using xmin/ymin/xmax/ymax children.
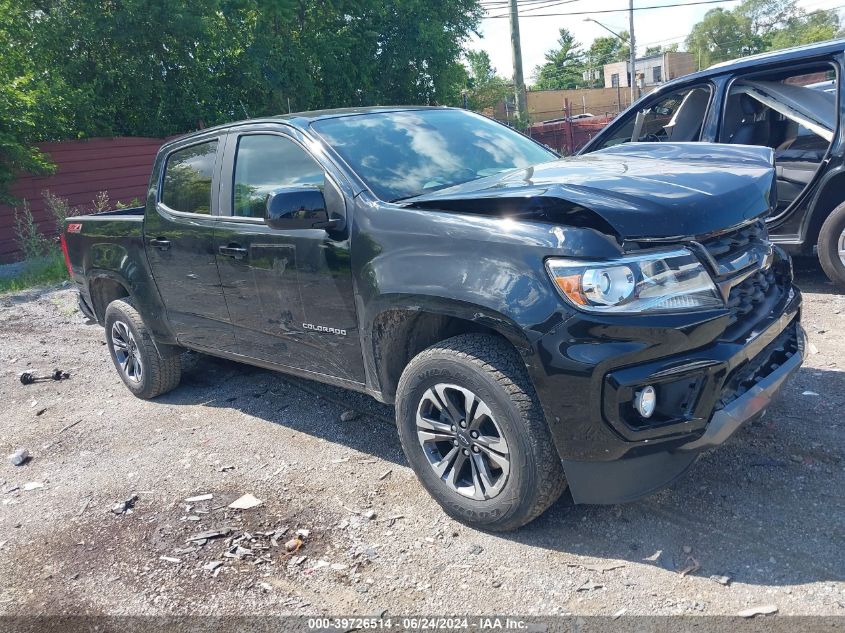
<box><xmin>415</xmin><ymin>383</ymin><xmax>510</xmax><ymax>500</ymax></box>
<box><xmin>110</xmin><ymin>320</ymin><xmax>143</xmax><ymax>383</ymax></box>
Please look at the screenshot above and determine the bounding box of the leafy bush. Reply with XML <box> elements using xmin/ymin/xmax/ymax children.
<box><xmin>13</xmin><ymin>200</ymin><xmax>51</xmax><ymax>260</ymax></box>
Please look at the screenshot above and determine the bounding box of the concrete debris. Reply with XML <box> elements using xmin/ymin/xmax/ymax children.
<box><xmin>363</xmin><ymin>509</ymin><xmax>377</xmax><ymax>520</ymax></box>
<box><xmin>469</xmin><ymin>545</ymin><xmax>483</xmax><ymax>555</ymax></box>
<box><xmin>378</xmin><ymin>469</ymin><xmax>392</xmax><ymax>481</ymax></box>
<box><xmin>186</xmin><ymin>528</ymin><xmax>232</xmax><ymax>543</ymax></box>
<box><xmin>9</xmin><ymin>449</ymin><xmax>30</xmax><ymax>467</ymax></box>
<box><xmin>612</xmin><ymin>608</ymin><xmax>627</xmax><ymax>619</ymax></box>
<box><xmin>184</xmin><ymin>493</ymin><xmax>213</xmax><ymax>503</ymax></box>
<box><xmin>737</xmin><ymin>605</ymin><xmax>778</xmax><ymax>618</ymax></box>
<box><xmin>296</xmin><ymin>529</ymin><xmax>310</xmax><ymax>538</ymax></box>
<box><xmin>228</xmin><ymin>493</ymin><xmax>263</xmax><ymax>510</ymax></box>
<box><xmin>801</xmin><ymin>391</ymin><xmax>819</xmax><ymax>396</ymax></box>
<box><xmin>203</xmin><ymin>560</ymin><xmax>224</xmax><ymax>571</ymax></box>
<box><xmin>289</xmin><ymin>555</ymin><xmax>308</xmax><ymax>567</ymax></box>
<box><xmin>577</xmin><ymin>580</ymin><xmax>603</xmax><ymax>591</ymax></box>
<box><xmin>339</xmin><ymin>410</ymin><xmax>358</xmax><ymax>422</ymax></box>
<box><xmin>330</xmin><ymin>563</ymin><xmax>348</xmax><ymax>571</ymax></box>
<box><xmin>23</xmin><ymin>482</ymin><xmax>44</xmax><ymax>491</ymax></box>
<box><xmin>159</xmin><ymin>556</ymin><xmax>181</xmax><ymax>564</ymax></box>
<box><xmin>710</xmin><ymin>575</ymin><xmax>732</xmax><ymax>586</ymax></box>
<box><xmin>643</xmin><ymin>549</ymin><xmax>663</xmax><ymax>562</ymax></box>
<box><xmin>111</xmin><ymin>494</ymin><xmax>138</xmax><ymax>514</ymax></box>
<box><xmin>225</xmin><ymin>545</ymin><xmax>252</xmax><ymax>559</ymax></box>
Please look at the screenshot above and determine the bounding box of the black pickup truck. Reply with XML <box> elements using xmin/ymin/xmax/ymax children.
<box><xmin>62</xmin><ymin>107</ymin><xmax>806</xmax><ymax>530</ymax></box>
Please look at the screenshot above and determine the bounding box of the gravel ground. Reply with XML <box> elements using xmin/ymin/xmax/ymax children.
<box><xmin>0</xmin><ymin>259</ymin><xmax>842</xmax><ymax>618</ymax></box>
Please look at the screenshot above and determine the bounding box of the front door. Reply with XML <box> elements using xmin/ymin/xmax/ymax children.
<box><xmin>214</xmin><ymin>130</ymin><xmax>363</xmax><ymax>384</ymax></box>
<box><xmin>145</xmin><ymin>137</ymin><xmax>236</xmax><ymax>350</ymax></box>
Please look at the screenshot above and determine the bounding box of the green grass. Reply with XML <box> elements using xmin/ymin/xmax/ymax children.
<box><xmin>0</xmin><ymin>250</ymin><xmax>69</xmax><ymax>293</ymax></box>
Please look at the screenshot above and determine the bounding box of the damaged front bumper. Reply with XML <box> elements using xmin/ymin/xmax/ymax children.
<box><xmin>532</xmin><ymin>280</ymin><xmax>805</xmax><ymax>505</ymax></box>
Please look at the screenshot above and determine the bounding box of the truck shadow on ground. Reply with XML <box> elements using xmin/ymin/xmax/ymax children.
<box><xmin>152</xmin><ymin>257</ymin><xmax>842</xmax><ymax>587</ymax></box>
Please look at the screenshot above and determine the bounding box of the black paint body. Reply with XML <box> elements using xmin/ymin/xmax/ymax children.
<box><xmin>64</xmin><ymin>107</ymin><xmax>804</xmax><ymax>504</ymax></box>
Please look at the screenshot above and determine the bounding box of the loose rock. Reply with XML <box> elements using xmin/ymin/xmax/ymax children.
<box><xmin>9</xmin><ymin>449</ymin><xmax>30</xmax><ymax>467</ymax></box>
<box><xmin>228</xmin><ymin>493</ymin><xmax>263</xmax><ymax>510</ymax></box>
<box><xmin>339</xmin><ymin>410</ymin><xmax>358</xmax><ymax>422</ymax></box>
<box><xmin>111</xmin><ymin>494</ymin><xmax>138</xmax><ymax>515</ymax></box>
<box><xmin>737</xmin><ymin>605</ymin><xmax>778</xmax><ymax>618</ymax></box>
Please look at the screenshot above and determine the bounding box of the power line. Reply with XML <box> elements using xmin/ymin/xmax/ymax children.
<box><xmin>485</xmin><ymin>0</ymin><xmax>742</xmax><ymax>19</ymax></box>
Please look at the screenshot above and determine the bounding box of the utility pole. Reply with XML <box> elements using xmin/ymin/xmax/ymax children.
<box><xmin>509</xmin><ymin>0</ymin><xmax>527</xmax><ymax>124</ymax></box>
<box><xmin>628</xmin><ymin>0</ymin><xmax>638</xmax><ymax>104</ymax></box>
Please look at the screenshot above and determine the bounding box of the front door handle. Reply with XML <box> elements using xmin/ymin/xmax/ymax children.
<box><xmin>219</xmin><ymin>244</ymin><xmax>248</xmax><ymax>260</ymax></box>
<box><xmin>149</xmin><ymin>238</ymin><xmax>171</xmax><ymax>251</ymax></box>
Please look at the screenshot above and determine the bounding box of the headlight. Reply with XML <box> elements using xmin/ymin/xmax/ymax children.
<box><xmin>546</xmin><ymin>248</ymin><xmax>723</xmax><ymax>313</ymax></box>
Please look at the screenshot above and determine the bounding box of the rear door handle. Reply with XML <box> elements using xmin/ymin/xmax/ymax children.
<box><xmin>149</xmin><ymin>238</ymin><xmax>171</xmax><ymax>251</ymax></box>
<box><xmin>219</xmin><ymin>244</ymin><xmax>248</xmax><ymax>260</ymax></box>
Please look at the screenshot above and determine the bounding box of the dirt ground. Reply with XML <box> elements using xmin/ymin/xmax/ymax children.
<box><xmin>0</xmin><ymin>259</ymin><xmax>842</xmax><ymax>618</ymax></box>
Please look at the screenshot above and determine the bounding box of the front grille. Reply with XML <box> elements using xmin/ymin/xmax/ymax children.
<box><xmin>699</xmin><ymin>220</ymin><xmax>786</xmax><ymax>340</ymax></box>
<box><xmin>700</xmin><ymin>219</ymin><xmax>767</xmax><ymax>263</ymax></box>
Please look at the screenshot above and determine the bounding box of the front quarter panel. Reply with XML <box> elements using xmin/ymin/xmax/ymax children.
<box><xmin>352</xmin><ymin>197</ymin><xmax>624</xmax><ymax>391</ymax></box>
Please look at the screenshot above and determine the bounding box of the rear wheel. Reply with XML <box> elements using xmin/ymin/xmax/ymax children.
<box><xmin>818</xmin><ymin>201</ymin><xmax>845</xmax><ymax>286</ymax></box>
<box><xmin>395</xmin><ymin>334</ymin><xmax>567</xmax><ymax>531</ymax></box>
<box><xmin>104</xmin><ymin>298</ymin><xmax>181</xmax><ymax>399</ymax></box>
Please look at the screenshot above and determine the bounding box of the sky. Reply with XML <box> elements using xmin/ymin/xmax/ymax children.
<box><xmin>469</xmin><ymin>0</ymin><xmax>845</xmax><ymax>83</ymax></box>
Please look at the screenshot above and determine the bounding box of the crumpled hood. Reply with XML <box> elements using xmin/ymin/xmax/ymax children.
<box><xmin>406</xmin><ymin>142</ymin><xmax>777</xmax><ymax>240</ymax></box>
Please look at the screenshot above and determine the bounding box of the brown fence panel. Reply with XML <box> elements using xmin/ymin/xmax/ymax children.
<box><xmin>0</xmin><ymin>137</ymin><xmax>166</xmax><ymax>263</ymax></box>
<box><xmin>528</xmin><ymin>115</ymin><xmax>615</xmax><ymax>156</ymax></box>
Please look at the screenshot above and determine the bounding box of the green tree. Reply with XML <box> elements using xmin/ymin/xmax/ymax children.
<box><xmin>770</xmin><ymin>9</ymin><xmax>842</xmax><ymax>50</ymax></box>
<box><xmin>0</xmin><ymin>0</ymin><xmax>60</xmax><ymax>202</ymax></box>
<box><xmin>533</xmin><ymin>28</ymin><xmax>586</xmax><ymax>91</ymax></box>
<box><xmin>16</xmin><ymin>0</ymin><xmax>481</xmax><ymax>139</ymax></box>
<box><xmin>686</xmin><ymin>0</ymin><xmax>841</xmax><ymax>70</ymax></box>
<box><xmin>463</xmin><ymin>50</ymin><xmax>510</xmax><ymax>112</ymax></box>
<box><xmin>685</xmin><ymin>7</ymin><xmax>751</xmax><ymax>68</ymax></box>
<box><xmin>583</xmin><ymin>34</ymin><xmax>629</xmax><ymax>88</ymax></box>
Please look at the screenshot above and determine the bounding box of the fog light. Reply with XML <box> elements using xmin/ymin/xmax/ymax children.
<box><xmin>634</xmin><ymin>385</ymin><xmax>657</xmax><ymax>418</ymax></box>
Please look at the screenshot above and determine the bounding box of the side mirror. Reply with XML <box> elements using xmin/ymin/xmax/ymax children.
<box><xmin>264</xmin><ymin>187</ymin><xmax>338</xmax><ymax>230</ymax></box>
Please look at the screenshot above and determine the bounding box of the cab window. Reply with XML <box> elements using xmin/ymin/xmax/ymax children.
<box><xmin>161</xmin><ymin>141</ymin><xmax>218</xmax><ymax>215</ymax></box>
<box><xmin>594</xmin><ymin>85</ymin><xmax>712</xmax><ymax>149</ymax></box>
<box><xmin>233</xmin><ymin>135</ymin><xmax>325</xmax><ymax>218</ymax></box>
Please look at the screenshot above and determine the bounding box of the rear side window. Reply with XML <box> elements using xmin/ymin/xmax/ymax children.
<box><xmin>161</xmin><ymin>140</ymin><xmax>218</xmax><ymax>214</ymax></box>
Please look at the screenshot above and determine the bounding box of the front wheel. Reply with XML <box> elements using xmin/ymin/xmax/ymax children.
<box><xmin>818</xmin><ymin>201</ymin><xmax>845</xmax><ymax>286</ymax></box>
<box><xmin>104</xmin><ymin>298</ymin><xmax>181</xmax><ymax>399</ymax></box>
<box><xmin>395</xmin><ymin>334</ymin><xmax>567</xmax><ymax>531</ymax></box>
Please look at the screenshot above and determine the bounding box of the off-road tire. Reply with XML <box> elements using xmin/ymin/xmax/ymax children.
<box><xmin>818</xmin><ymin>201</ymin><xmax>845</xmax><ymax>287</ymax></box>
<box><xmin>104</xmin><ymin>298</ymin><xmax>181</xmax><ymax>399</ymax></box>
<box><xmin>395</xmin><ymin>334</ymin><xmax>567</xmax><ymax>531</ymax></box>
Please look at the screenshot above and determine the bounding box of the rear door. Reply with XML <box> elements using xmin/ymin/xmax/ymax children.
<box><xmin>214</xmin><ymin>127</ymin><xmax>364</xmax><ymax>384</ymax></box>
<box><xmin>145</xmin><ymin>135</ymin><xmax>236</xmax><ymax>351</ymax></box>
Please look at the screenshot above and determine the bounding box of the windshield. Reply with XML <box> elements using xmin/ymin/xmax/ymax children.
<box><xmin>311</xmin><ymin>109</ymin><xmax>556</xmax><ymax>201</ymax></box>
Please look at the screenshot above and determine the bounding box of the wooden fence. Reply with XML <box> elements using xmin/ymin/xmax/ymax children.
<box><xmin>0</xmin><ymin>137</ymin><xmax>166</xmax><ymax>263</ymax></box>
